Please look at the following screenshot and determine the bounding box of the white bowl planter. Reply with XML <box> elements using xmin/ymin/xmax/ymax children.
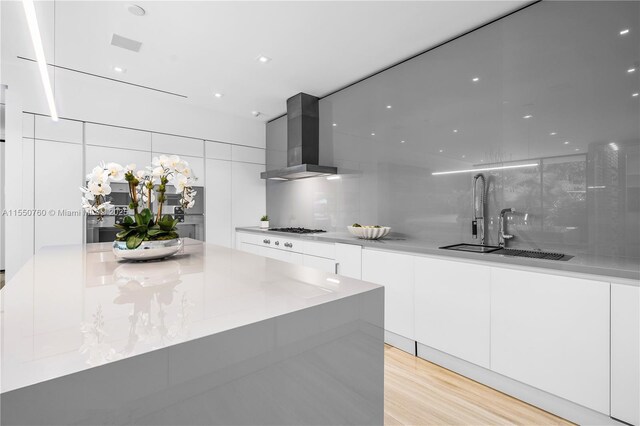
<box><xmin>347</xmin><ymin>226</ymin><xmax>391</xmax><ymax>240</ymax></box>
<box><xmin>260</xmin><ymin>220</ymin><xmax>270</xmax><ymax>229</ymax></box>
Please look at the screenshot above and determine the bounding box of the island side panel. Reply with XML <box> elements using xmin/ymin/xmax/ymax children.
<box><xmin>0</xmin><ymin>287</ymin><xmax>384</xmax><ymax>426</ymax></box>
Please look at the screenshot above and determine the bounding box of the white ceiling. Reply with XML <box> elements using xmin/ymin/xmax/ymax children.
<box><xmin>4</xmin><ymin>1</ymin><xmax>528</xmax><ymax>121</ymax></box>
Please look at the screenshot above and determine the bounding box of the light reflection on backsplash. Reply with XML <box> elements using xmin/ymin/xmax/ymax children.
<box><xmin>266</xmin><ymin>1</ymin><xmax>640</xmax><ymax>261</ymax></box>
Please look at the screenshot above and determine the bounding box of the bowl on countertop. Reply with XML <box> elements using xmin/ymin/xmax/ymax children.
<box><xmin>347</xmin><ymin>226</ymin><xmax>391</xmax><ymax>240</ymax></box>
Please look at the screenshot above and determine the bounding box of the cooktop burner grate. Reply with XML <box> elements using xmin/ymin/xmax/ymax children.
<box><xmin>268</xmin><ymin>227</ymin><xmax>326</xmax><ymax>234</ymax></box>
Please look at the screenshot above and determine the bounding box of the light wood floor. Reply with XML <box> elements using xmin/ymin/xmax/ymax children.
<box><xmin>384</xmin><ymin>345</ymin><xmax>573</xmax><ymax>425</ymax></box>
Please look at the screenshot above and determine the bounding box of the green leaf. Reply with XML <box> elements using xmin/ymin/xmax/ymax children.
<box><xmin>116</xmin><ymin>229</ymin><xmax>134</xmax><ymax>239</ymax></box>
<box><xmin>147</xmin><ymin>229</ymin><xmax>168</xmax><ymax>237</ymax></box>
<box><xmin>126</xmin><ymin>233</ymin><xmax>144</xmax><ymax>249</ymax></box>
<box><xmin>140</xmin><ymin>208</ymin><xmax>153</xmax><ymax>226</ymax></box>
<box><xmin>123</xmin><ymin>216</ymin><xmax>134</xmax><ymax>225</ymax></box>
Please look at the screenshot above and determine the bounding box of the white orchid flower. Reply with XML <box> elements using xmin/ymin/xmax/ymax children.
<box><xmin>173</xmin><ymin>174</ymin><xmax>189</xmax><ymax>193</ymax></box>
<box><xmin>166</xmin><ymin>155</ymin><xmax>181</xmax><ymax>170</ymax></box>
<box><xmin>152</xmin><ymin>166</ymin><xmax>165</xmax><ymax>177</ymax></box>
<box><xmin>125</xmin><ymin>163</ymin><xmax>136</xmax><ymax>172</ymax></box>
<box><xmin>136</xmin><ymin>169</ymin><xmax>147</xmax><ymax>179</ymax></box>
<box><xmin>106</xmin><ymin>163</ymin><xmax>124</xmax><ymax>181</ymax></box>
<box><xmin>89</xmin><ymin>181</ymin><xmax>112</xmax><ymax>196</ymax></box>
<box><xmin>87</xmin><ymin>165</ymin><xmax>108</xmax><ymax>183</ymax></box>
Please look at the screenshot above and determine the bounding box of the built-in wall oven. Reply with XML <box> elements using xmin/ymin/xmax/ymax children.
<box><xmin>86</xmin><ymin>182</ymin><xmax>205</xmax><ymax>244</ymax></box>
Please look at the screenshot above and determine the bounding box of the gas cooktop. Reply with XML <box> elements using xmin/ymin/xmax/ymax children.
<box><xmin>268</xmin><ymin>227</ymin><xmax>326</xmax><ymax>234</ymax></box>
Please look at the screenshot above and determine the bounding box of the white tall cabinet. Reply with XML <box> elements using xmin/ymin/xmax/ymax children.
<box><xmin>231</xmin><ymin>162</ymin><xmax>265</xmax><ymax>248</ymax></box>
<box><xmin>205</xmin><ymin>159</ymin><xmax>232</xmax><ymax>247</ymax></box>
<box><xmin>611</xmin><ymin>284</ymin><xmax>640</xmax><ymax>426</ymax></box>
<box><xmin>34</xmin><ymin>118</ymin><xmax>84</xmax><ymax>251</ymax></box>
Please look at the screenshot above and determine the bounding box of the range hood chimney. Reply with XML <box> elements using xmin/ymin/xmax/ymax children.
<box><xmin>261</xmin><ymin>93</ymin><xmax>337</xmax><ymax>180</ymax></box>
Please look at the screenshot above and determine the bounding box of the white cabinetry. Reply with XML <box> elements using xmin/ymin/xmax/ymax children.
<box><xmin>414</xmin><ymin>257</ymin><xmax>491</xmax><ymax>368</ymax></box>
<box><xmin>231</xmin><ymin>164</ymin><xmax>265</xmax><ymax>246</ymax></box>
<box><xmin>490</xmin><ymin>268</ymin><xmax>610</xmax><ymax>414</ymax></box>
<box><xmin>335</xmin><ymin>243</ymin><xmax>362</xmax><ymax>279</ymax></box>
<box><xmin>302</xmin><ymin>254</ymin><xmax>336</xmax><ymax>273</ymax></box>
<box><xmin>85</xmin><ymin>123</ymin><xmax>151</xmax><ymax>151</ymax></box>
<box><xmin>611</xmin><ymin>283</ymin><xmax>640</xmax><ymax>425</ymax></box>
<box><xmin>34</xmin><ymin>140</ymin><xmax>83</xmax><ymax>251</ymax></box>
<box><xmin>362</xmin><ymin>249</ymin><xmax>414</xmax><ymax>342</ymax></box>
<box><xmin>152</xmin><ymin>134</ymin><xmax>203</xmax><ymax>157</ymax></box>
<box><xmin>85</xmin><ymin>145</ymin><xmax>150</xmax><ymax>173</ymax></box>
<box><xmin>205</xmin><ymin>141</ymin><xmax>231</xmax><ymax>161</ymax></box>
<box><xmin>231</xmin><ymin>145</ymin><xmax>265</xmax><ymax>164</ymax></box>
<box><xmin>205</xmin><ymin>159</ymin><xmax>232</xmax><ymax>247</ymax></box>
<box><xmin>35</xmin><ymin>116</ymin><xmax>82</xmax><ymax>144</ymax></box>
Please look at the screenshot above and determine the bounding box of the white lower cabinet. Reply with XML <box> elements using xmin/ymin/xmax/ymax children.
<box><xmin>490</xmin><ymin>268</ymin><xmax>610</xmax><ymax>414</ymax></box>
<box><xmin>335</xmin><ymin>243</ymin><xmax>362</xmax><ymax>279</ymax></box>
<box><xmin>611</xmin><ymin>284</ymin><xmax>640</xmax><ymax>426</ymax></box>
<box><xmin>34</xmin><ymin>140</ymin><xmax>83</xmax><ymax>251</ymax></box>
<box><xmin>414</xmin><ymin>257</ymin><xmax>491</xmax><ymax>368</ymax></box>
<box><xmin>362</xmin><ymin>249</ymin><xmax>414</xmax><ymax>341</ymax></box>
<box><xmin>302</xmin><ymin>254</ymin><xmax>336</xmax><ymax>273</ymax></box>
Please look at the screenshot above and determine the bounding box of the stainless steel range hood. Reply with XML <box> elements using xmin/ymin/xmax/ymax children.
<box><xmin>261</xmin><ymin>93</ymin><xmax>337</xmax><ymax>180</ymax></box>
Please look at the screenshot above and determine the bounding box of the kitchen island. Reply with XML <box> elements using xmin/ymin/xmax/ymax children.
<box><xmin>0</xmin><ymin>239</ymin><xmax>384</xmax><ymax>425</ymax></box>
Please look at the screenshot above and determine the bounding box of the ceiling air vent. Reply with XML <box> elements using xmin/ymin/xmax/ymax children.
<box><xmin>110</xmin><ymin>34</ymin><xmax>142</xmax><ymax>52</ymax></box>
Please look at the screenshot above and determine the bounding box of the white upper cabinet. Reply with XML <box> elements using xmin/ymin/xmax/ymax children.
<box><xmin>152</xmin><ymin>133</ymin><xmax>203</xmax><ymax>157</ymax></box>
<box><xmin>205</xmin><ymin>141</ymin><xmax>232</xmax><ymax>161</ymax></box>
<box><xmin>85</xmin><ymin>145</ymin><xmax>151</xmax><ymax>176</ymax></box>
<box><xmin>22</xmin><ymin>113</ymin><xmax>34</xmax><ymax>138</ymax></box>
<box><xmin>611</xmin><ymin>284</ymin><xmax>640</xmax><ymax>426</ymax></box>
<box><xmin>35</xmin><ymin>116</ymin><xmax>82</xmax><ymax>144</ymax></box>
<box><xmin>490</xmin><ymin>268</ymin><xmax>610</xmax><ymax>414</ymax></box>
<box><xmin>205</xmin><ymin>159</ymin><xmax>232</xmax><ymax>248</ymax></box>
<box><xmin>85</xmin><ymin>123</ymin><xmax>151</xmax><ymax>151</ymax></box>
<box><xmin>231</xmin><ymin>145</ymin><xmax>265</xmax><ymax>164</ymax></box>
<box><xmin>362</xmin><ymin>249</ymin><xmax>414</xmax><ymax>340</ymax></box>
<box><xmin>414</xmin><ymin>257</ymin><xmax>491</xmax><ymax>368</ymax></box>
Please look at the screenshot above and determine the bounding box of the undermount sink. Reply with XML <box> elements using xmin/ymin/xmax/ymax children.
<box><xmin>439</xmin><ymin>243</ymin><xmax>502</xmax><ymax>253</ymax></box>
<box><xmin>439</xmin><ymin>243</ymin><xmax>572</xmax><ymax>261</ymax></box>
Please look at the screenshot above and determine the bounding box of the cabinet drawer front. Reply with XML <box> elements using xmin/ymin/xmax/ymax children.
<box><xmin>302</xmin><ymin>255</ymin><xmax>336</xmax><ymax>274</ymax></box>
<box><xmin>299</xmin><ymin>240</ymin><xmax>335</xmax><ymax>259</ymax></box>
<box><xmin>491</xmin><ymin>268</ymin><xmax>610</xmax><ymax>414</ymax></box>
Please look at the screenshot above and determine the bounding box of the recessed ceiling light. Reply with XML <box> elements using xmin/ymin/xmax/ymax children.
<box><xmin>523</xmin><ymin>115</ymin><xmax>533</xmax><ymax>119</ymax></box>
<box><xmin>620</xmin><ymin>28</ymin><xmax>630</xmax><ymax>35</ymax></box>
<box><xmin>439</xmin><ymin>149</ymin><xmax>444</xmax><ymax>153</ymax></box>
<box><xmin>633</xmin><ymin>93</ymin><xmax>639</xmax><ymax>97</ymax></box>
<box><xmin>213</xmin><ymin>92</ymin><xmax>223</xmax><ymax>98</ymax></box>
<box><xmin>462</xmin><ymin>155</ymin><xmax>466</xmax><ymax>158</ymax></box>
<box><xmin>386</xmin><ymin>105</ymin><xmax>392</xmax><ymax>109</ymax></box>
<box><xmin>127</xmin><ymin>4</ymin><xmax>146</xmax><ymax>16</ymax></box>
<box><xmin>113</xmin><ymin>66</ymin><xmax>126</xmax><ymax>73</ymax></box>
<box><xmin>256</xmin><ymin>55</ymin><xmax>271</xmax><ymax>63</ymax></box>
<box><xmin>453</xmin><ymin>129</ymin><xmax>458</xmax><ymax>133</ymax></box>
<box><xmin>332</xmin><ymin>123</ymin><xmax>337</xmax><ymax>127</ymax></box>
<box><xmin>550</xmin><ymin>132</ymin><xmax>557</xmax><ymax>136</ymax></box>
<box><xmin>371</xmin><ymin>132</ymin><xmax>375</xmax><ymax>136</ymax></box>
<box><xmin>628</xmin><ymin>67</ymin><xmax>636</xmax><ymax>73</ymax></box>
<box><xmin>575</xmin><ymin>148</ymin><xmax>580</xmax><ymax>151</ymax></box>
<box><xmin>564</xmin><ymin>141</ymin><xmax>570</xmax><ymax>145</ymax></box>
<box><xmin>472</xmin><ymin>77</ymin><xmax>480</xmax><ymax>82</ymax></box>
<box><xmin>400</xmin><ymin>140</ymin><xmax>405</xmax><ymax>144</ymax></box>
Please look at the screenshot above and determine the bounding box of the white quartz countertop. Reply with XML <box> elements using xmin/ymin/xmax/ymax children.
<box><xmin>236</xmin><ymin>227</ymin><xmax>640</xmax><ymax>283</ymax></box>
<box><xmin>0</xmin><ymin>239</ymin><xmax>381</xmax><ymax>393</ymax></box>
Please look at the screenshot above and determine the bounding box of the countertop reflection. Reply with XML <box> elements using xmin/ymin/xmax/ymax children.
<box><xmin>0</xmin><ymin>239</ymin><xmax>380</xmax><ymax>393</ymax></box>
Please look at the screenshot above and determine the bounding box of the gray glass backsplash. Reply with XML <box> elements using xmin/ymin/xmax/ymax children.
<box><xmin>266</xmin><ymin>1</ymin><xmax>640</xmax><ymax>260</ymax></box>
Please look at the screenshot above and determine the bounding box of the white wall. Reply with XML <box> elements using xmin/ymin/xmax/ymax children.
<box><xmin>1</xmin><ymin>10</ymin><xmax>266</xmax><ymax>279</ymax></box>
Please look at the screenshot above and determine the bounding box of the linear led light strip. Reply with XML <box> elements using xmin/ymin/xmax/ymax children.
<box><xmin>431</xmin><ymin>163</ymin><xmax>539</xmax><ymax>176</ymax></box>
<box><xmin>22</xmin><ymin>0</ymin><xmax>58</xmax><ymax>121</ymax></box>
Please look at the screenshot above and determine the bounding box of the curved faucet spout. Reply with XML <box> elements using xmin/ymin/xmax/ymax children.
<box><xmin>499</xmin><ymin>208</ymin><xmax>515</xmax><ymax>248</ymax></box>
